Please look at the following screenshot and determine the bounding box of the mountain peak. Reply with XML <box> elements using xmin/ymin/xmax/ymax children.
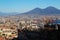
<box><xmin>33</xmin><ymin>7</ymin><xmax>41</xmax><ymax>10</ymax></box>
<box><xmin>34</xmin><ymin>7</ymin><xmax>40</xmax><ymax>9</ymax></box>
<box><xmin>45</xmin><ymin>6</ymin><xmax>57</xmax><ymax>10</ymax></box>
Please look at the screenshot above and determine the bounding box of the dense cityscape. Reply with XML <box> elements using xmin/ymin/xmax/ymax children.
<box><xmin>0</xmin><ymin>15</ymin><xmax>59</xmax><ymax>40</ymax></box>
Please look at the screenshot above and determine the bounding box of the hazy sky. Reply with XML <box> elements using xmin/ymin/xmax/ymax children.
<box><xmin>0</xmin><ymin>0</ymin><xmax>60</xmax><ymax>13</ymax></box>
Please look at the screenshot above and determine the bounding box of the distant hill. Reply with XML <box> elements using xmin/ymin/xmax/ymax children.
<box><xmin>18</xmin><ymin>6</ymin><xmax>60</xmax><ymax>16</ymax></box>
<box><xmin>0</xmin><ymin>6</ymin><xmax>60</xmax><ymax>16</ymax></box>
<box><xmin>0</xmin><ymin>12</ymin><xmax>19</xmax><ymax>16</ymax></box>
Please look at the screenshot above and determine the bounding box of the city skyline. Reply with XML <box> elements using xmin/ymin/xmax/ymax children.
<box><xmin>0</xmin><ymin>0</ymin><xmax>60</xmax><ymax>13</ymax></box>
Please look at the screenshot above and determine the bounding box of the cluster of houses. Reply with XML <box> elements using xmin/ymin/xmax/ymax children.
<box><xmin>0</xmin><ymin>28</ymin><xmax>18</xmax><ymax>39</ymax></box>
<box><xmin>18</xmin><ymin>19</ymin><xmax>59</xmax><ymax>31</ymax></box>
<box><xmin>0</xmin><ymin>18</ymin><xmax>18</xmax><ymax>40</ymax></box>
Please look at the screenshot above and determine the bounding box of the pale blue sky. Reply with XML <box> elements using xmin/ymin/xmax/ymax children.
<box><xmin>0</xmin><ymin>0</ymin><xmax>60</xmax><ymax>13</ymax></box>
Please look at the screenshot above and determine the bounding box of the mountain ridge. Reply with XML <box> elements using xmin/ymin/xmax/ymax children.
<box><xmin>0</xmin><ymin>6</ymin><xmax>60</xmax><ymax>16</ymax></box>
<box><xmin>17</xmin><ymin>6</ymin><xmax>60</xmax><ymax>16</ymax></box>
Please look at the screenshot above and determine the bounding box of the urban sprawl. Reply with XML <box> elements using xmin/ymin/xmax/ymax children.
<box><xmin>0</xmin><ymin>15</ymin><xmax>59</xmax><ymax>40</ymax></box>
